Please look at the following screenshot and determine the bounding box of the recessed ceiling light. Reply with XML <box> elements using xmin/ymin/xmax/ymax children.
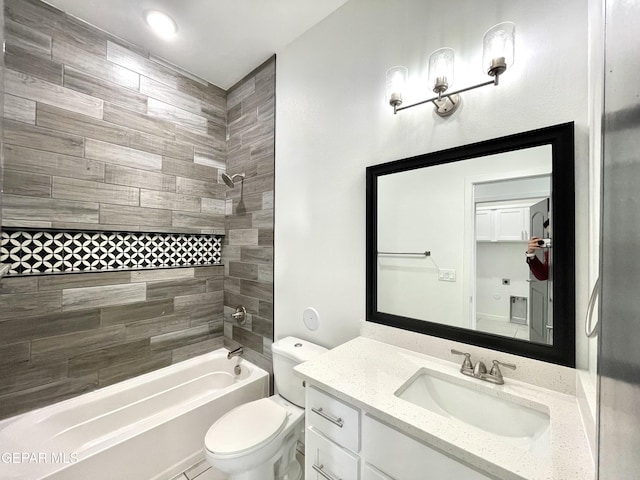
<box><xmin>145</xmin><ymin>10</ymin><xmax>177</xmax><ymax>39</ymax></box>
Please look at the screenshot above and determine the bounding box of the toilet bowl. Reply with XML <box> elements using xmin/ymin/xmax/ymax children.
<box><xmin>203</xmin><ymin>337</ymin><xmax>327</xmax><ymax>480</ymax></box>
<box><xmin>204</xmin><ymin>395</ymin><xmax>303</xmax><ymax>480</ymax></box>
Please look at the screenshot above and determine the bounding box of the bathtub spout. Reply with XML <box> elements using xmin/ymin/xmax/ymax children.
<box><xmin>227</xmin><ymin>346</ymin><xmax>243</xmax><ymax>360</ymax></box>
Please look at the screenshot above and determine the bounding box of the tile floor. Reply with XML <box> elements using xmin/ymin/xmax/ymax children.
<box><xmin>172</xmin><ymin>449</ymin><xmax>305</xmax><ymax>480</ymax></box>
<box><xmin>170</xmin><ymin>458</ymin><xmax>225</xmax><ymax>480</ymax></box>
<box><xmin>476</xmin><ymin>318</ymin><xmax>530</xmax><ymax>340</ymax></box>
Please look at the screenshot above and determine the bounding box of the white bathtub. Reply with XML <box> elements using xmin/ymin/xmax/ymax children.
<box><xmin>0</xmin><ymin>348</ymin><xmax>269</xmax><ymax>480</ymax></box>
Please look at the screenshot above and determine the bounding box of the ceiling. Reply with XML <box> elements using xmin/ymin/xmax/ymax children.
<box><xmin>44</xmin><ymin>0</ymin><xmax>349</xmax><ymax>90</ymax></box>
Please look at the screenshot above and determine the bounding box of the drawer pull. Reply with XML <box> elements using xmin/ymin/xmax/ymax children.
<box><xmin>312</xmin><ymin>463</ymin><xmax>342</xmax><ymax>480</ymax></box>
<box><xmin>311</xmin><ymin>407</ymin><xmax>344</xmax><ymax>428</ymax></box>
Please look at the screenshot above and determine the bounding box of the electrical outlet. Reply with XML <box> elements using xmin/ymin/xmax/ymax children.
<box><xmin>438</xmin><ymin>269</ymin><xmax>456</xmax><ymax>282</ymax></box>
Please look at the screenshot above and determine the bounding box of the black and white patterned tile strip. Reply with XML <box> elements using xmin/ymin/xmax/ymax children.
<box><xmin>0</xmin><ymin>228</ymin><xmax>222</xmax><ymax>276</ymax></box>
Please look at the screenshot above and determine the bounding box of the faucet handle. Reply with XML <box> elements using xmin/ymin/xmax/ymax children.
<box><xmin>490</xmin><ymin>359</ymin><xmax>516</xmax><ymax>374</ymax></box>
<box><xmin>231</xmin><ymin>305</ymin><xmax>247</xmax><ymax>326</ymax></box>
<box><xmin>488</xmin><ymin>360</ymin><xmax>516</xmax><ymax>383</ymax></box>
<box><xmin>451</xmin><ymin>349</ymin><xmax>473</xmax><ymax>370</ymax></box>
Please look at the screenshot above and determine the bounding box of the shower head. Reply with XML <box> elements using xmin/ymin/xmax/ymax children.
<box><xmin>221</xmin><ymin>173</ymin><xmax>244</xmax><ymax>188</ymax></box>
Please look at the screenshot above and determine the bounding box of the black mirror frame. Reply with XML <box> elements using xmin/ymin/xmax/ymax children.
<box><xmin>366</xmin><ymin>122</ymin><xmax>575</xmax><ymax>367</ymax></box>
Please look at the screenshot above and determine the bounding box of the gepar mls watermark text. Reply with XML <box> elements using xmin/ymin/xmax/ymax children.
<box><xmin>1</xmin><ymin>452</ymin><xmax>78</xmax><ymax>464</ymax></box>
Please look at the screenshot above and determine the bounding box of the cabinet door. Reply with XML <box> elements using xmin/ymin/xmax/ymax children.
<box><xmin>306</xmin><ymin>427</ymin><xmax>359</xmax><ymax>480</ymax></box>
<box><xmin>475</xmin><ymin>210</ymin><xmax>494</xmax><ymax>241</ymax></box>
<box><xmin>495</xmin><ymin>208</ymin><xmax>526</xmax><ymax>241</ymax></box>
<box><xmin>362</xmin><ymin>415</ymin><xmax>493</xmax><ymax>480</ymax></box>
<box><xmin>363</xmin><ymin>463</ymin><xmax>395</xmax><ymax>480</ymax></box>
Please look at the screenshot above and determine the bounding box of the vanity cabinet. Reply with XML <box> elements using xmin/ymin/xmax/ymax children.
<box><xmin>305</xmin><ymin>386</ymin><xmax>361</xmax><ymax>479</ymax></box>
<box><xmin>476</xmin><ymin>207</ymin><xmax>529</xmax><ymax>242</ymax></box>
<box><xmin>305</xmin><ymin>385</ymin><xmax>493</xmax><ymax>480</ymax></box>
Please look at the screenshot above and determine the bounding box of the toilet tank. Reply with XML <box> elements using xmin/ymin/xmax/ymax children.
<box><xmin>272</xmin><ymin>336</ymin><xmax>327</xmax><ymax>407</ymax></box>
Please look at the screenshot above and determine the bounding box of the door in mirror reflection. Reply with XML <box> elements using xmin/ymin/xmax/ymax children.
<box><xmin>528</xmin><ymin>198</ymin><xmax>552</xmax><ymax>344</ymax></box>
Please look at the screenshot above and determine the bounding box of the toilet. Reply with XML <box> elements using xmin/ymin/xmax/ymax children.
<box><xmin>204</xmin><ymin>337</ymin><xmax>327</xmax><ymax>480</ymax></box>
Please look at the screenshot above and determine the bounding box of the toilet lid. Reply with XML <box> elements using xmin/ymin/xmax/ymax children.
<box><xmin>205</xmin><ymin>398</ymin><xmax>288</xmax><ymax>455</ymax></box>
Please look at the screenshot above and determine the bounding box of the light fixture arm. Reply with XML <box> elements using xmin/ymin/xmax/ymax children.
<box><xmin>393</xmin><ymin>76</ymin><xmax>498</xmax><ymax>115</ymax></box>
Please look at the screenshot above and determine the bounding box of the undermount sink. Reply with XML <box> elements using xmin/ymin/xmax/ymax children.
<box><xmin>395</xmin><ymin>368</ymin><xmax>550</xmax><ymax>450</ymax></box>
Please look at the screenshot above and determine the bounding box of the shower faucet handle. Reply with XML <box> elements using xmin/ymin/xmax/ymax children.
<box><xmin>451</xmin><ymin>349</ymin><xmax>474</xmax><ymax>372</ymax></box>
<box><xmin>231</xmin><ymin>305</ymin><xmax>247</xmax><ymax>325</ymax></box>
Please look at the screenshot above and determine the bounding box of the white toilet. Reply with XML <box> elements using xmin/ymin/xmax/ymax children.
<box><xmin>204</xmin><ymin>337</ymin><xmax>327</xmax><ymax>480</ymax></box>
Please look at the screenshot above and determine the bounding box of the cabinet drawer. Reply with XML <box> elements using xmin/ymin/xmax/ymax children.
<box><xmin>306</xmin><ymin>427</ymin><xmax>359</xmax><ymax>480</ymax></box>
<box><xmin>307</xmin><ymin>386</ymin><xmax>360</xmax><ymax>452</ymax></box>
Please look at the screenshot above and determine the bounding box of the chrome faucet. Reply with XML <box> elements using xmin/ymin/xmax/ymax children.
<box><xmin>473</xmin><ymin>360</ymin><xmax>488</xmax><ymax>378</ymax></box>
<box><xmin>451</xmin><ymin>350</ymin><xmax>516</xmax><ymax>385</ymax></box>
<box><xmin>227</xmin><ymin>346</ymin><xmax>243</xmax><ymax>360</ymax></box>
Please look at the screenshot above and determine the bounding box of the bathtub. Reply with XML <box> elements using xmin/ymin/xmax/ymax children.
<box><xmin>0</xmin><ymin>348</ymin><xmax>269</xmax><ymax>480</ymax></box>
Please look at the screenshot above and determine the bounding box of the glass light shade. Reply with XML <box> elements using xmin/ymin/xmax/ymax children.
<box><xmin>145</xmin><ymin>10</ymin><xmax>178</xmax><ymax>38</ymax></box>
<box><xmin>482</xmin><ymin>22</ymin><xmax>515</xmax><ymax>76</ymax></box>
<box><xmin>428</xmin><ymin>48</ymin><xmax>455</xmax><ymax>93</ymax></box>
<box><xmin>385</xmin><ymin>66</ymin><xmax>408</xmax><ymax>107</ymax></box>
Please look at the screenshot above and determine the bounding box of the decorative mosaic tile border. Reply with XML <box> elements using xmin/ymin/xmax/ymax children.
<box><xmin>0</xmin><ymin>228</ymin><xmax>223</xmax><ymax>276</ymax></box>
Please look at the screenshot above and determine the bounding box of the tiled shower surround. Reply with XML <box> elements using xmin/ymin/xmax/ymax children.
<box><xmin>222</xmin><ymin>59</ymin><xmax>275</xmax><ymax>374</ymax></box>
<box><xmin>0</xmin><ymin>0</ymin><xmax>275</xmax><ymax>419</ymax></box>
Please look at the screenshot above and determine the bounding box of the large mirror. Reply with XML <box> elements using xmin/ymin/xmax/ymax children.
<box><xmin>366</xmin><ymin>123</ymin><xmax>575</xmax><ymax>366</ymax></box>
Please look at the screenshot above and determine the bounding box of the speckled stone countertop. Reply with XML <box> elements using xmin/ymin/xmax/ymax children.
<box><xmin>294</xmin><ymin>336</ymin><xmax>594</xmax><ymax>480</ymax></box>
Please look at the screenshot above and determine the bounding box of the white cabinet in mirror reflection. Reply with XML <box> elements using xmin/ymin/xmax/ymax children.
<box><xmin>476</xmin><ymin>206</ymin><xmax>529</xmax><ymax>242</ymax></box>
<box><xmin>475</xmin><ymin>209</ymin><xmax>494</xmax><ymax>241</ymax></box>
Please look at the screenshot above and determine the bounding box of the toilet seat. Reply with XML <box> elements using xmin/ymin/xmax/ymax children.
<box><xmin>205</xmin><ymin>398</ymin><xmax>289</xmax><ymax>457</ymax></box>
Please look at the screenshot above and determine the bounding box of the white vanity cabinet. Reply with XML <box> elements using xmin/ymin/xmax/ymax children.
<box><xmin>305</xmin><ymin>385</ymin><xmax>361</xmax><ymax>479</ymax></box>
<box><xmin>296</xmin><ymin>337</ymin><xmax>594</xmax><ymax>480</ymax></box>
<box><xmin>305</xmin><ymin>385</ymin><xmax>494</xmax><ymax>480</ymax></box>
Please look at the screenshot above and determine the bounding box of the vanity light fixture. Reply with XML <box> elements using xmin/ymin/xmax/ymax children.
<box><xmin>144</xmin><ymin>10</ymin><xmax>178</xmax><ymax>39</ymax></box>
<box><xmin>385</xmin><ymin>66</ymin><xmax>409</xmax><ymax>108</ymax></box>
<box><xmin>386</xmin><ymin>21</ymin><xmax>515</xmax><ymax>117</ymax></box>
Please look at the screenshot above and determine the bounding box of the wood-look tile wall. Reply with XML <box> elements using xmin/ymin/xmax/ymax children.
<box><xmin>223</xmin><ymin>58</ymin><xmax>275</xmax><ymax>373</ymax></box>
<box><xmin>2</xmin><ymin>0</ymin><xmax>227</xmax><ymax>234</ymax></box>
<box><xmin>0</xmin><ymin>0</ymin><xmax>243</xmax><ymax>419</ymax></box>
<box><xmin>0</xmin><ymin>266</ymin><xmax>225</xmax><ymax>419</ymax></box>
<box><xmin>1</xmin><ymin>0</ymin><xmax>4</xmax><ymax>236</ymax></box>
